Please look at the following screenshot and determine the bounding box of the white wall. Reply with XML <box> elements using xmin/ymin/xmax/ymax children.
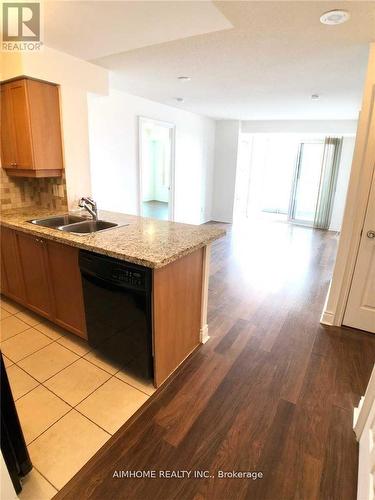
<box><xmin>329</xmin><ymin>137</ymin><xmax>356</xmax><ymax>231</ymax></box>
<box><xmin>241</xmin><ymin>120</ymin><xmax>358</xmax><ymax>135</ymax></box>
<box><xmin>88</xmin><ymin>88</ymin><xmax>215</xmax><ymax>224</ymax></box>
<box><xmin>1</xmin><ymin>48</ymin><xmax>108</xmax><ymax>208</ymax></box>
<box><xmin>211</xmin><ymin>120</ymin><xmax>240</xmax><ymax>222</ymax></box>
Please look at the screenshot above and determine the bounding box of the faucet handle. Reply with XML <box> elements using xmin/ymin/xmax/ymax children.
<box><xmin>78</xmin><ymin>196</ymin><xmax>95</xmax><ymax>206</ymax></box>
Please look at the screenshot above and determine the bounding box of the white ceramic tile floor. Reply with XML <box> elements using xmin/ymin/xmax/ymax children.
<box><xmin>44</xmin><ymin>358</ymin><xmax>111</xmax><ymax>406</ymax></box>
<box><xmin>16</xmin><ymin>385</ymin><xmax>71</xmax><ymax>444</ymax></box>
<box><xmin>1</xmin><ymin>295</ymin><xmax>154</xmax><ymax>498</ymax></box>
<box><xmin>18</xmin><ymin>342</ymin><xmax>80</xmax><ymax>382</ymax></box>
<box><xmin>28</xmin><ymin>409</ymin><xmax>110</xmax><ymax>490</ymax></box>
<box><xmin>19</xmin><ymin>468</ymin><xmax>58</xmax><ymax>500</ymax></box>
<box><xmin>35</xmin><ymin>320</ymin><xmax>67</xmax><ymax>340</ymax></box>
<box><xmin>1</xmin><ymin>315</ymin><xmax>31</xmax><ymax>341</ymax></box>
<box><xmin>2</xmin><ymin>328</ymin><xmax>53</xmax><ymax>362</ymax></box>
<box><xmin>15</xmin><ymin>309</ymin><xmax>42</xmax><ymax>327</ymax></box>
<box><xmin>6</xmin><ymin>364</ymin><xmax>39</xmax><ymax>400</ymax></box>
<box><xmin>1</xmin><ymin>306</ymin><xmax>12</xmax><ymax>319</ymax></box>
<box><xmin>76</xmin><ymin>377</ymin><xmax>149</xmax><ymax>434</ymax></box>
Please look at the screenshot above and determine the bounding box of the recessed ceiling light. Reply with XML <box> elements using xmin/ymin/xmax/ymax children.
<box><xmin>177</xmin><ymin>76</ymin><xmax>191</xmax><ymax>81</ymax></box>
<box><xmin>320</xmin><ymin>10</ymin><xmax>350</xmax><ymax>25</ymax></box>
<box><xmin>175</xmin><ymin>97</ymin><xmax>184</xmax><ymax>103</ymax></box>
<box><xmin>311</xmin><ymin>94</ymin><xmax>320</xmax><ymax>100</ymax></box>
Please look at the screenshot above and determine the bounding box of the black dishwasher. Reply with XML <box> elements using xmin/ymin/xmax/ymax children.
<box><xmin>79</xmin><ymin>250</ymin><xmax>153</xmax><ymax>379</ymax></box>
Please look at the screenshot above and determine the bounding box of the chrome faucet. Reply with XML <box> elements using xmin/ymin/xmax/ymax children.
<box><xmin>78</xmin><ymin>197</ymin><xmax>98</xmax><ymax>220</ymax></box>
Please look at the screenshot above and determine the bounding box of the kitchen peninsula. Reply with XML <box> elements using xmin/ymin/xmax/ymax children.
<box><xmin>0</xmin><ymin>208</ymin><xmax>225</xmax><ymax>387</ymax></box>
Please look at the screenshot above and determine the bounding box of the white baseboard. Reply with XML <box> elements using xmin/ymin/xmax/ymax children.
<box><xmin>200</xmin><ymin>324</ymin><xmax>210</xmax><ymax>344</ymax></box>
<box><xmin>210</xmin><ymin>213</ymin><xmax>233</xmax><ymax>224</ymax></box>
<box><xmin>320</xmin><ymin>310</ymin><xmax>335</xmax><ymax>326</ymax></box>
<box><xmin>353</xmin><ymin>396</ymin><xmax>364</xmax><ymax>435</ymax></box>
<box><xmin>200</xmin><ymin>216</ymin><xmax>212</xmax><ymax>224</ymax></box>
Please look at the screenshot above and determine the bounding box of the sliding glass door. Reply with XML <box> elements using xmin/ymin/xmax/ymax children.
<box><xmin>289</xmin><ymin>141</ymin><xmax>325</xmax><ymax>225</ymax></box>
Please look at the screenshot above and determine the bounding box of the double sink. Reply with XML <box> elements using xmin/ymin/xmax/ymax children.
<box><xmin>28</xmin><ymin>214</ymin><xmax>120</xmax><ymax>234</ymax></box>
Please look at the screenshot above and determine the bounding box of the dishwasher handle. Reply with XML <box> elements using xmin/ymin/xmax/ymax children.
<box><xmin>81</xmin><ymin>269</ymin><xmax>127</xmax><ymax>292</ymax></box>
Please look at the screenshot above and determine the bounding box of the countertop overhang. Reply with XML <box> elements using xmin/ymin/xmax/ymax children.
<box><xmin>0</xmin><ymin>208</ymin><xmax>226</xmax><ymax>268</ymax></box>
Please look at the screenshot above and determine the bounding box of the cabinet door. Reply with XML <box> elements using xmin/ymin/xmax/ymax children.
<box><xmin>46</xmin><ymin>241</ymin><xmax>87</xmax><ymax>338</ymax></box>
<box><xmin>7</xmin><ymin>81</ymin><xmax>34</xmax><ymax>170</ymax></box>
<box><xmin>0</xmin><ymin>227</ymin><xmax>25</xmax><ymax>302</ymax></box>
<box><xmin>0</xmin><ymin>86</ymin><xmax>16</xmax><ymax>168</ymax></box>
<box><xmin>27</xmin><ymin>80</ymin><xmax>63</xmax><ymax>171</ymax></box>
<box><xmin>16</xmin><ymin>232</ymin><xmax>51</xmax><ymax>317</ymax></box>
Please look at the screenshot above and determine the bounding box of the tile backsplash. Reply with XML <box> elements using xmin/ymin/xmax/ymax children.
<box><xmin>0</xmin><ymin>168</ymin><xmax>68</xmax><ymax>211</ymax></box>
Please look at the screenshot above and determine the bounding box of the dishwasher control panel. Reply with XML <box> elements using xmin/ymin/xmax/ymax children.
<box><xmin>111</xmin><ymin>268</ymin><xmax>144</xmax><ymax>288</ymax></box>
<box><xmin>79</xmin><ymin>250</ymin><xmax>151</xmax><ymax>292</ymax></box>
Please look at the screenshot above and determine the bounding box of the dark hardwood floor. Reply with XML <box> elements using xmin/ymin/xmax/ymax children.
<box><xmin>56</xmin><ymin>218</ymin><xmax>375</xmax><ymax>500</ymax></box>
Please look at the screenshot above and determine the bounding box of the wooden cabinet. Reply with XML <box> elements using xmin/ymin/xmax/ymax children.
<box><xmin>153</xmin><ymin>248</ymin><xmax>203</xmax><ymax>386</ymax></box>
<box><xmin>0</xmin><ymin>227</ymin><xmax>25</xmax><ymax>302</ymax></box>
<box><xmin>46</xmin><ymin>240</ymin><xmax>86</xmax><ymax>338</ymax></box>
<box><xmin>0</xmin><ymin>77</ymin><xmax>63</xmax><ymax>178</ymax></box>
<box><xmin>0</xmin><ymin>228</ymin><xmax>86</xmax><ymax>338</ymax></box>
<box><xmin>0</xmin><ymin>85</ymin><xmax>16</xmax><ymax>168</ymax></box>
<box><xmin>17</xmin><ymin>232</ymin><xmax>52</xmax><ymax>318</ymax></box>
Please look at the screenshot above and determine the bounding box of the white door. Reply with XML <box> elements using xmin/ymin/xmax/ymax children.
<box><xmin>344</xmin><ymin>167</ymin><xmax>375</xmax><ymax>333</ymax></box>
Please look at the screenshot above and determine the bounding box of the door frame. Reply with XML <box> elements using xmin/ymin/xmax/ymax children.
<box><xmin>343</xmin><ymin>165</ymin><xmax>375</xmax><ymax>332</ymax></box>
<box><xmin>137</xmin><ymin>116</ymin><xmax>176</xmax><ymax>221</ymax></box>
<box><xmin>320</xmin><ymin>76</ymin><xmax>375</xmax><ymax>326</ymax></box>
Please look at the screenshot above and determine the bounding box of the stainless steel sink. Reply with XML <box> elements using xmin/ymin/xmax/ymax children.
<box><xmin>58</xmin><ymin>220</ymin><xmax>120</xmax><ymax>234</ymax></box>
<box><xmin>28</xmin><ymin>214</ymin><xmax>86</xmax><ymax>228</ymax></box>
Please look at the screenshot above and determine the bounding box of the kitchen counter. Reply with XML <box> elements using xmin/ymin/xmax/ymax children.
<box><xmin>0</xmin><ymin>207</ymin><xmax>225</xmax><ymax>268</ymax></box>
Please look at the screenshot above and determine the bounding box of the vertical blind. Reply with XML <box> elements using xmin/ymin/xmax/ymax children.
<box><xmin>314</xmin><ymin>137</ymin><xmax>343</xmax><ymax>230</ymax></box>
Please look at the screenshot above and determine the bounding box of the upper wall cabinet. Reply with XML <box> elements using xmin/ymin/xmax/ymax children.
<box><xmin>0</xmin><ymin>77</ymin><xmax>63</xmax><ymax>177</ymax></box>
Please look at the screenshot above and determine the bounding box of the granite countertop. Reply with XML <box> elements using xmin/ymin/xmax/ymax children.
<box><xmin>0</xmin><ymin>207</ymin><xmax>226</xmax><ymax>268</ymax></box>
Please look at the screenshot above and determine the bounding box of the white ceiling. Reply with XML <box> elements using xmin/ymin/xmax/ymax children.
<box><xmin>45</xmin><ymin>1</ymin><xmax>375</xmax><ymax>120</ymax></box>
<box><xmin>44</xmin><ymin>1</ymin><xmax>232</xmax><ymax>60</ymax></box>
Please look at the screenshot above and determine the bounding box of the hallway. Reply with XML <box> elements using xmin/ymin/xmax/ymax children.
<box><xmin>57</xmin><ymin>219</ymin><xmax>375</xmax><ymax>500</ymax></box>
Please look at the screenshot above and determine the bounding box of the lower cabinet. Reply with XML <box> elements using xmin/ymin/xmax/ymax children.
<box><xmin>17</xmin><ymin>232</ymin><xmax>52</xmax><ymax>318</ymax></box>
<box><xmin>46</xmin><ymin>240</ymin><xmax>86</xmax><ymax>337</ymax></box>
<box><xmin>0</xmin><ymin>227</ymin><xmax>24</xmax><ymax>302</ymax></box>
<box><xmin>0</xmin><ymin>227</ymin><xmax>87</xmax><ymax>339</ymax></box>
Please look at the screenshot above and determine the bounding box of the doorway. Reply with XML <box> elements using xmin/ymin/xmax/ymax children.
<box><xmin>138</xmin><ymin>117</ymin><xmax>175</xmax><ymax>221</ymax></box>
